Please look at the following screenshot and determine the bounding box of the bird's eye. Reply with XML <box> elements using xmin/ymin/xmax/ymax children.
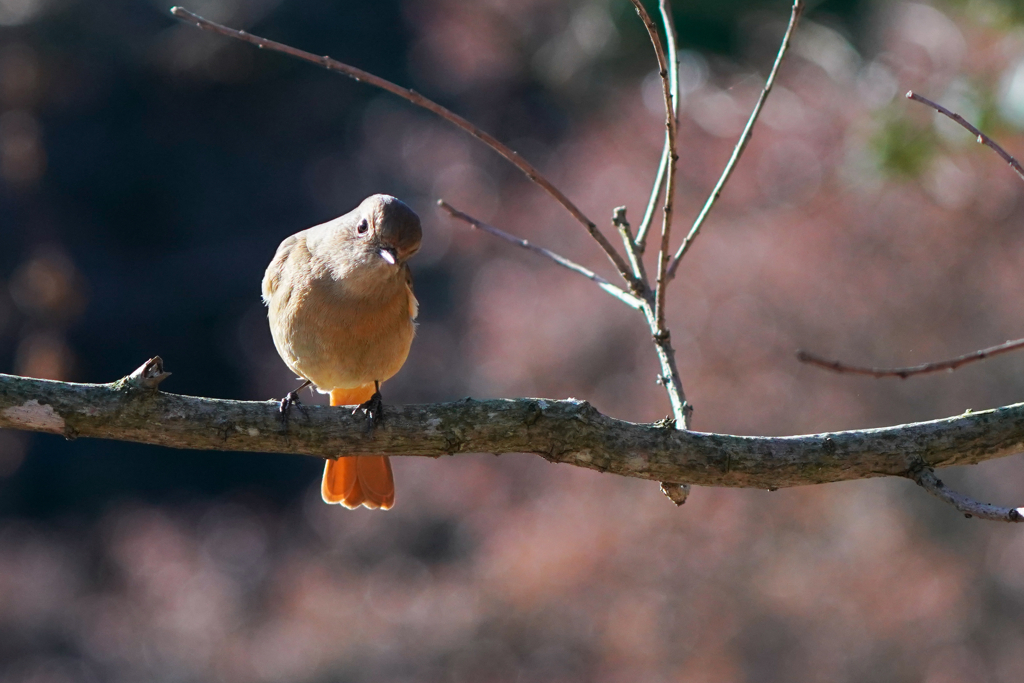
<box><xmin>356</xmin><ymin>219</ymin><xmax>369</xmax><ymax>235</ymax></box>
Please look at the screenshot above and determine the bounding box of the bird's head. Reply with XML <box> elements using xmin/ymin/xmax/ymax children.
<box><xmin>349</xmin><ymin>194</ymin><xmax>422</xmax><ymax>268</ymax></box>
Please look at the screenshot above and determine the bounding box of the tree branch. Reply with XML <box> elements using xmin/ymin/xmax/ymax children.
<box><xmin>619</xmin><ymin>0</ymin><xmax>690</xmax><ymax>432</ymax></box>
<box><xmin>169</xmin><ymin>6</ymin><xmax>639</xmax><ymax>289</ymax></box>
<box><xmin>612</xmin><ymin>206</ymin><xmax>650</xmax><ymax>290</ymax></box>
<box><xmin>4</xmin><ymin>361</ymin><xmax>1024</xmax><ymax>492</ymax></box>
<box><xmin>668</xmin><ymin>0</ymin><xmax>804</xmax><ymax>278</ymax></box>
<box><xmin>437</xmin><ymin>200</ymin><xmax>644</xmax><ymax>310</ymax></box>
<box><xmin>906</xmin><ymin>90</ymin><xmax>1024</xmax><ymax>184</ymax></box>
<box><xmin>908</xmin><ymin>461</ymin><xmax>1023</xmax><ymax>523</ymax></box>
<box><xmin>797</xmin><ymin>338</ymin><xmax>1024</xmax><ymax>378</ymax></box>
<box><xmin>628</xmin><ymin>0</ymin><xmax>678</xmax><ymax>338</ymax></box>
<box><xmin>634</xmin><ymin>0</ymin><xmax>681</xmax><ymax>253</ymax></box>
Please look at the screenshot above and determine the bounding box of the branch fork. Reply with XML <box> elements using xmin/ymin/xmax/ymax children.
<box><xmin>907</xmin><ymin>459</ymin><xmax>1023</xmax><ymax>523</ymax></box>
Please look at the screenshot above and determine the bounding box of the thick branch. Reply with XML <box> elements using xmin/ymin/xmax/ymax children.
<box><xmin>3</xmin><ymin>363</ymin><xmax>1024</xmax><ymax>490</ymax></box>
<box><xmin>169</xmin><ymin>6</ymin><xmax>638</xmax><ymax>288</ymax></box>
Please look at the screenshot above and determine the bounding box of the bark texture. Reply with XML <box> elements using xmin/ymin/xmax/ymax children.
<box><xmin>2</xmin><ymin>360</ymin><xmax>1023</xmax><ymax>489</ymax></box>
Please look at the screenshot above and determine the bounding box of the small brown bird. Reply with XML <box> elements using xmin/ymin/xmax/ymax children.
<box><xmin>262</xmin><ymin>194</ymin><xmax>421</xmax><ymax>509</ymax></box>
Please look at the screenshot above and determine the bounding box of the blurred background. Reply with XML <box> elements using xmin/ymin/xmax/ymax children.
<box><xmin>3</xmin><ymin>0</ymin><xmax>1024</xmax><ymax>680</ymax></box>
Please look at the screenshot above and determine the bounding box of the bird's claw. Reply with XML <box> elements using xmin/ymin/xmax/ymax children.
<box><xmin>279</xmin><ymin>391</ymin><xmax>302</xmax><ymax>416</ymax></box>
<box><xmin>278</xmin><ymin>379</ymin><xmax>312</xmax><ymax>426</ymax></box>
<box><xmin>354</xmin><ymin>390</ymin><xmax>385</xmax><ymax>434</ymax></box>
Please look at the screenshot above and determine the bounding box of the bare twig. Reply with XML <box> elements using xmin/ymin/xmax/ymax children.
<box><xmin>801</xmin><ymin>98</ymin><xmax>1024</xmax><ymax>382</ymax></box>
<box><xmin>668</xmin><ymin>0</ymin><xmax>804</xmax><ymax>278</ymax></box>
<box><xmin>636</xmin><ymin>144</ymin><xmax>671</xmax><ymax>254</ymax></box>
<box><xmin>907</xmin><ymin>90</ymin><xmax>1024</xmax><ymax>184</ymax></box>
<box><xmin>796</xmin><ymin>337</ymin><xmax>1024</xmax><ymax>378</ymax></box>
<box><xmin>628</xmin><ymin>0</ymin><xmax>678</xmax><ymax>341</ymax></box>
<box><xmin>169</xmin><ymin>6</ymin><xmax>639</xmax><ymax>288</ymax></box>
<box><xmin>622</xmin><ymin>0</ymin><xmax>690</xmax><ymax>429</ymax></box>
<box><xmin>909</xmin><ymin>461</ymin><xmax>1023</xmax><ymax>522</ymax></box>
<box><xmin>612</xmin><ymin>207</ymin><xmax>650</xmax><ymax>290</ymax></box>
<box><xmin>635</xmin><ymin>0</ymin><xmax>682</xmax><ymax>252</ymax></box>
<box><xmin>438</xmin><ymin>200</ymin><xmax>644</xmax><ymax>310</ymax></box>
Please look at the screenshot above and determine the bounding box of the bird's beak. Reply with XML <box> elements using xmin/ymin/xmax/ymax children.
<box><xmin>379</xmin><ymin>246</ymin><xmax>397</xmax><ymax>265</ymax></box>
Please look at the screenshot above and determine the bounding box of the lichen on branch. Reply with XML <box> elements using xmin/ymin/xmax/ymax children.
<box><xmin>3</xmin><ymin>360</ymin><xmax>1024</xmax><ymax>494</ymax></box>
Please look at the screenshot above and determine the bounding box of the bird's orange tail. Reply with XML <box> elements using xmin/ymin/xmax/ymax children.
<box><xmin>322</xmin><ymin>386</ymin><xmax>395</xmax><ymax>510</ymax></box>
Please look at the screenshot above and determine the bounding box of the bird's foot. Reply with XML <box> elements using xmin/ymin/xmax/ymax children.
<box><xmin>278</xmin><ymin>380</ymin><xmax>312</xmax><ymax>424</ymax></box>
<box><xmin>354</xmin><ymin>384</ymin><xmax>384</xmax><ymax>434</ymax></box>
<box><xmin>279</xmin><ymin>391</ymin><xmax>302</xmax><ymax>415</ymax></box>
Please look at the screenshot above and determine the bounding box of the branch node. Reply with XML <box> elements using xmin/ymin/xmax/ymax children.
<box><xmin>653</xmin><ymin>415</ymin><xmax>677</xmax><ymax>429</ymax></box>
<box><xmin>611</xmin><ymin>206</ymin><xmax>651</xmax><ymax>295</ymax></box>
<box><xmin>612</xmin><ymin>206</ymin><xmax>629</xmax><ymax>229</ymax></box>
<box><xmin>660</xmin><ymin>482</ymin><xmax>690</xmax><ymax>506</ymax></box>
<box><xmin>907</xmin><ymin>458</ymin><xmax>1024</xmax><ymax>523</ymax></box>
<box><xmin>124</xmin><ymin>357</ymin><xmax>171</xmax><ymax>392</ymax></box>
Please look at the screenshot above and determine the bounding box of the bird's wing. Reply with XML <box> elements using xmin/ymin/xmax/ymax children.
<box><xmin>404</xmin><ymin>264</ymin><xmax>419</xmax><ymax>321</ymax></box>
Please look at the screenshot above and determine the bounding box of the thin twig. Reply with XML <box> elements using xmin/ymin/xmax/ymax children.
<box><xmin>909</xmin><ymin>461</ymin><xmax>1023</xmax><ymax>522</ymax></box>
<box><xmin>801</xmin><ymin>97</ymin><xmax>1024</xmax><ymax>383</ymax></box>
<box><xmin>612</xmin><ymin>207</ymin><xmax>650</xmax><ymax>291</ymax></box>
<box><xmin>668</xmin><ymin>0</ymin><xmax>804</xmax><ymax>278</ymax></box>
<box><xmin>796</xmin><ymin>337</ymin><xmax>1024</xmax><ymax>378</ymax></box>
<box><xmin>169</xmin><ymin>6</ymin><xmax>639</xmax><ymax>288</ymax></box>
<box><xmin>623</xmin><ymin>0</ymin><xmax>689</xmax><ymax>428</ymax></box>
<box><xmin>906</xmin><ymin>90</ymin><xmax>1024</xmax><ymax>184</ymax></box>
<box><xmin>438</xmin><ymin>200</ymin><xmax>644</xmax><ymax>310</ymax></box>
<box><xmin>636</xmin><ymin>145</ymin><xmax>670</xmax><ymax>254</ymax></box>
<box><xmin>636</xmin><ymin>0</ymin><xmax>682</xmax><ymax>253</ymax></box>
<box><xmin>628</xmin><ymin>0</ymin><xmax>677</xmax><ymax>340</ymax></box>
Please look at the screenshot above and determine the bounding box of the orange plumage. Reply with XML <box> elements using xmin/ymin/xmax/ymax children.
<box><xmin>322</xmin><ymin>386</ymin><xmax>395</xmax><ymax>509</ymax></box>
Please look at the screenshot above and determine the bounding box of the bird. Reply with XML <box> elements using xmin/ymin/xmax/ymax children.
<box><xmin>262</xmin><ymin>194</ymin><xmax>421</xmax><ymax>509</ymax></box>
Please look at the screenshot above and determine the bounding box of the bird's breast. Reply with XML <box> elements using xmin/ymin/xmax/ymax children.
<box><xmin>268</xmin><ymin>270</ymin><xmax>415</xmax><ymax>391</ymax></box>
